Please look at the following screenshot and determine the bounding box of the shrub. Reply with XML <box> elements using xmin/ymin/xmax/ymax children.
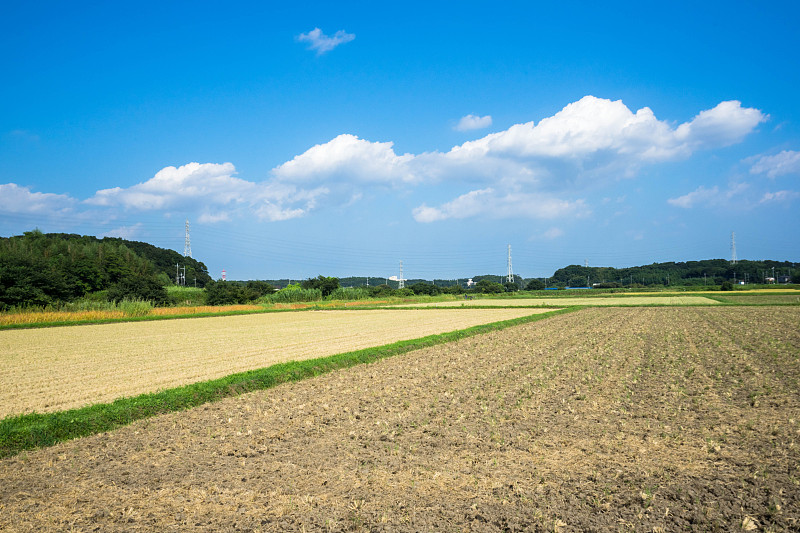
<box><xmin>167</xmin><ymin>286</ymin><xmax>206</xmax><ymax>306</ymax></box>
<box><xmin>328</xmin><ymin>287</ymin><xmax>370</xmax><ymax>300</ymax></box>
<box><xmin>107</xmin><ymin>276</ymin><xmax>168</xmax><ymax>305</ymax></box>
<box><xmin>525</xmin><ymin>279</ymin><xmax>545</xmax><ymax>291</ymax></box>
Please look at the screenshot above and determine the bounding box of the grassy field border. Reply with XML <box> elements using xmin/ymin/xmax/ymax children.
<box><xmin>0</xmin><ymin>307</ymin><xmax>577</xmax><ymax>458</ymax></box>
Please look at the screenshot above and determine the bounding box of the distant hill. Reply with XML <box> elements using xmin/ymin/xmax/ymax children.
<box><xmin>0</xmin><ymin>230</ymin><xmax>211</xmax><ymax>309</ymax></box>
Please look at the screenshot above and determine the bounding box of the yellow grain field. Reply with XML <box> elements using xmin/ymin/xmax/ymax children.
<box><xmin>392</xmin><ymin>296</ymin><xmax>720</xmax><ymax>307</ymax></box>
<box><xmin>0</xmin><ymin>308</ymin><xmax>549</xmax><ymax>418</ymax></box>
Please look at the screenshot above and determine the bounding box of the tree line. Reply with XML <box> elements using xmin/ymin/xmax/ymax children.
<box><xmin>0</xmin><ymin>231</ymin><xmax>210</xmax><ymax>310</ymax></box>
<box><xmin>547</xmin><ymin>259</ymin><xmax>798</xmax><ymax>288</ymax></box>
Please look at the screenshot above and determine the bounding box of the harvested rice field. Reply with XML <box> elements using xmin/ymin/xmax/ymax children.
<box><xmin>2</xmin><ymin>307</ymin><xmax>798</xmax><ymax>531</ymax></box>
<box><xmin>0</xmin><ymin>308</ymin><xmax>546</xmax><ymax>418</ymax></box>
<box><xmin>393</xmin><ymin>295</ymin><xmax>720</xmax><ymax>307</ymax></box>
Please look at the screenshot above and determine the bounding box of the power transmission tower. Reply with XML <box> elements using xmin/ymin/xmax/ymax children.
<box><xmin>184</xmin><ymin>219</ymin><xmax>192</xmax><ymax>258</ymax></box>
<box><xmin>730</xmin><ymin>231</ymin><xmax>737</xmax><ymax>265</ymax></box>
<box><xmin>398</xmin><ymin>261</ymin><xmax>405</xmax><ymax>289</ymax></box>
<box><xmin>507</xmin><ymin>244</ymin><xmax>514</xmax><ymax>283</ymax></box>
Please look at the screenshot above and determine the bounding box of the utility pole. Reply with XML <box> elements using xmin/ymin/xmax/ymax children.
<box><xmin>730</xmin><ymin>231</ymin><xmax>737</xmax><ymax>265</ymax></box>
<box><xmin>176</xmin><ymin>263</ymin><xmax>180</xmax><ymax>285</ymax></box>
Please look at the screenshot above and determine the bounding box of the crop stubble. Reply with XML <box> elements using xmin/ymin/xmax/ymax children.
<box><xmin>0</xmin><ymin>308</ymin><xmax>545</xmax><ymax>418</ymax></box>
<box><xmin>1</xmin><ymin>307</ymin><xmax>799</xmax><ymax>531</ymax></box>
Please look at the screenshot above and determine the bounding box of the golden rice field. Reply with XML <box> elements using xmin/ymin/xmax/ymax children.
<box><xmin>393</xmin><ymin>295</ymin><xmax>720</xmax><ymax>307</ymax></box>
<box><xmin>0</xmin><ymin>308</ymin><xmax>548</xmax><ymax>418</ymax></box>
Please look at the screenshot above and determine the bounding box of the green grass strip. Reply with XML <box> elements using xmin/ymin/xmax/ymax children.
<box><xmin>0</xmin><ymin>307</ymin><xmax>578</xmax><ymax>458</ymax></box>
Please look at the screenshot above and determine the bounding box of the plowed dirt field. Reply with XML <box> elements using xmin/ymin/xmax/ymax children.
<box><xmin>1</xmin><ymin>307</ymin><xmax>799</xmax><ymax>531</ymax></box>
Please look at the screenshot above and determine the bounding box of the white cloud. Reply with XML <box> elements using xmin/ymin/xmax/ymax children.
<box><xmin>667</xmin><ymin>183</ymin><xmax>749</xmax><ymax>209</ymax></box>
<box><xmin>541</xmin><ymin>227</ymin><xmax>564</xmax><ymax>240</ymax></box>
<box><xmin>296</xmin><ymin>28</ymin><xmax>355</xmax><ymax>55</ymax></box>
<box><xmin>749</xmin><ymin>150</ymin><xmax>800</xmax><ymax>178</ymax></box>
<box><xmin>265</xmin><ymin>96</ymin><xmax>766</xmax><ymax>223</ymax></box>
<box><xmin>449</xmin><ymin>97</ymin><xmax>765</xmax><ymax>163</ymax></box>
<box><xmin>197</xmin><ymin>212</ymin><xmax>231</xmax><ymax>224</ymax></box>
<box><xmin>675</xmin><ymin>101</ymin><xmax>768</xmax><ymax>150</ymax></box>
<box><xmin>667</xmin><ymin>186</ymin><xmax>720</xmax><ymax>208</ymax></box>
<box><xmin>0</xmin><ymin>183</ymin><xmax>75</xmax><ymax>213</ymax></box>
<box><xmin>413</xmin><ymin>188</ymin><xmax>588</xmax><ymax>223</ymax></box>
<box><xmin>86</xmin><ymin>162</ymin><xmax>327</xmax><ymax>222</ymax></box>
<box><xmin>3</xmin><ymin>96</ymin><xmax>768</xmax><ymax>228</ymax></box>
<box><xmin>760</xmin><ymin>190</ymin><xmax>800</xmax><ymax>203</ymax></box>
<box><xmin>272</xmin><ymin>134</ymin><xmax>416</xmax><ymax>185</ymax></box>
<box><xmin>269</xmin><ymin>97</ymin><xmax>765</xmax><ymax>204</ymax></box>
<box><xmin>454</xmin><ymin>114</ymin><xmax>493</xmax><ymax>132</ymax></box>
<box><xmin>88</xmin><ymin>162</ymin><xmax>247</xmax><ymax>210</ymax></box>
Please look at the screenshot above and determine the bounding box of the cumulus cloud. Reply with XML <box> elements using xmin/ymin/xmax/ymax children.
<box><xmin>267</xmin><ymin>96</ymin><xmax>764</xmax><ymax>223</ymax></box>
<box><xmin>412</xmin><ymin>188</ymin><xmax>588</xmax><ymax>223</ymax></box>
<box><xmin>454</xmin><ymin>114</ymin><xmax>493</xmax><ymax>132</ymax></box>
<box><xmin>270</xmin><ymin>97</ymin><xmax>765</xmax><ymax>197</ymax></box>
<box><xmin>272</xmin><ymin>134</ymin><xmax>416</xmax><ymax>185</ymax></box>
<box><xmin>749</xmin><ymin>150</ymin><xmax>800</xmax><ymax>178</ymax></box>
<box><xmin>3</xmin><ymin>96</ymin><xmax>769</xmax><ymax>228</ymax></box>
<box><xmin>449</xmin><ymin>97</ymin><xmax>765</xmax><ymax>163</ymax></box>
<box><xmin>88</xmin><ymin>162</ymin><xmax>247</xmax><ymax>210</ymax></box>
<box><xmin>0</xmin><ymin>183</ymin><xmax>76</xmax><ymax>214</ymax></box>
<box><xmin>86</xmin><ymin>162</ymin><xmax>326</xmax><ymax>222</ymax></box>
<box><xmin>296</xmin><ymin>28</ymin><xmax>355</xmax><ymax>55</ymax></box>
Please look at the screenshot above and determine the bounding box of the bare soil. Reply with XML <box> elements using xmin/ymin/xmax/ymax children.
<box><xmin>1</xmin><ymin>307</ymin><xmax>799</xmax><ymax>532</ymax></box>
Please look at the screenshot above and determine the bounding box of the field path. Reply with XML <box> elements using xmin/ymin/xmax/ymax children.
<box><xmin>1</xmin><ymin>307</ymin><xmax>798</xmax><ymax>531</ymax></box>
<box><xmin>0</xmin><ymin>308</ymin><xmax>547</xmax><ymax>417</ymax></box>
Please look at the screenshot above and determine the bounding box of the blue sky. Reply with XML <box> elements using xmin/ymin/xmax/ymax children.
<box><xmin>1</xmin><ymin>1</ymin><xmax>798</xmax><ymax>280</ymax></box>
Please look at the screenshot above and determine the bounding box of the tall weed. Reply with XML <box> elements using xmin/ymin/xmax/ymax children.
<box><xmin>263</xmin><ymin>288</ymin><xmax>323</xmax><ymax>304</ymax></box>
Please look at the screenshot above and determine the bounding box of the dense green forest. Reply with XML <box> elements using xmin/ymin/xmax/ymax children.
<box><xmin>0</xmin><ymin>231</ymin><xmax>210</xmax><ymax>309</ymax></box>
